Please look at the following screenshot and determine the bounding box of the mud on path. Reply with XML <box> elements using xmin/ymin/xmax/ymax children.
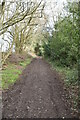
<box><xmin>2</xmin><ymin>58</ymin><xmax>73</xmax><ymax>118</ymax></box>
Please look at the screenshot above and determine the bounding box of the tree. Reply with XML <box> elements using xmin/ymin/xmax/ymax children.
<box><xmin>1</xmin><ymin>0</ymin><xmax>45</xmax><ymax>64</ymax></box>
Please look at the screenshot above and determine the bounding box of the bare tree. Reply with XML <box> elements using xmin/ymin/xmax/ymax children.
<box><xmin>1</xmin><ymin>0</ymin><xmax>45</xmax><ymax>64</ymax></box>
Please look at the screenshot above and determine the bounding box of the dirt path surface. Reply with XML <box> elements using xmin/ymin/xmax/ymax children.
<box><xmin>2</xmin><ymin>58</ymin><xmax>73</xmax><ymax>118</ymax></box>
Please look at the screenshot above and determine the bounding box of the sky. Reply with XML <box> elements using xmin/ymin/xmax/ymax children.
<box><xmin>44</xmin><ymin>0</ymin><xmax>67</xmax><ymax>28</ymax></box>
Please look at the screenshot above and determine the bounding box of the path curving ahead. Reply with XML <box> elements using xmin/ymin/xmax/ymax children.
<box><xmin>2</xmin><ymin>58</ymin><xmax>73</xmax><ymax>118</ymax></box>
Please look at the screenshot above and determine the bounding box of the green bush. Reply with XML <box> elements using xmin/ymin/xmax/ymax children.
<box><xmin>34</xmin><ymin>43</ymin><xmax>43</xmax><ymax>56</ymax></box>
<box><xmin>43</xmin><ymin>9</ymin><xmax>78</xmax><ymax>67</ymax></box>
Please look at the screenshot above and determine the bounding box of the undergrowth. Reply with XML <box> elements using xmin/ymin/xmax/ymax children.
<box><xmin>46</xmin><ymin>58</ymin><xmax>78</xmax><ymax>115</ymax></box>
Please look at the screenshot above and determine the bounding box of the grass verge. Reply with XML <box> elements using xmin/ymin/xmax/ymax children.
<box><xmin>2</xmin><ymin>57</ymin><xmax>32</xmax><ymax>90</ymax></box>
